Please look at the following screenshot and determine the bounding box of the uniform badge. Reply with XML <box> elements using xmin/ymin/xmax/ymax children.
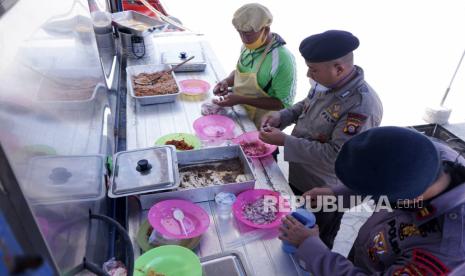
<box><xmin>416</xmin><ymin>205</ymin><xmax>436</xmax><ymax>221</ymax></box>
<box><xmin>343</xmin><ymin>113</ymin><xmax>367</xmax><ymax>135</ymax></box>
<box><xmin>368</xmin><ymin>232</ymin><xmax>387</xmax><ymax>262</ymax></box>
<box><xmin>399</xmin><ymin>223</ymin><xmax>422</xmax><ymax>240</ymax></box>
<box><xmin>325</xmin><ymin>104</ymin><xmax>341</xmax><ymax>119</ymax></box>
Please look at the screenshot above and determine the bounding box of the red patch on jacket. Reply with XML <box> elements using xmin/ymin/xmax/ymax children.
<box><xmin>412</xmin><ymin>249</ymin><xmax>449</xmax><ymax>275</ymax></box>
<box><xmin>393</xmin><ymin>263</ymin><xmax>425</xmax><ymax>276</ymax></box>
<box><xmin>343</xmin><ymin>113</ymin><xmax>367</xmax><ymax>135</ymax></box>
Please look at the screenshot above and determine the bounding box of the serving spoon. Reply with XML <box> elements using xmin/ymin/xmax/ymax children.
<box><xmin>134</xmin><ymin>56</ymin><xmax>195</xmax><ymax>85</ymax></box>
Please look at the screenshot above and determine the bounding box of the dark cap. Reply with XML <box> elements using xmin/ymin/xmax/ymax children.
<box><xmin>299</xmin><ymin>30</ymin><xmax>360</xmax><ymax>62</ymax></box>
<box><xmin>335</xmin><ymin>126</ymin><xmax>441</xmax><ymax>202</ymax></box>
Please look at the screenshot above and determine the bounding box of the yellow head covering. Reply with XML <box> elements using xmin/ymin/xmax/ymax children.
<box><xmin>232</xmin><ymin>3</ymin><xmax>273</xmax><ymax>32</ymax></box>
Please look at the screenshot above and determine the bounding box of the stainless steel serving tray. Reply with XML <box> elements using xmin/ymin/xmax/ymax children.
<box><xmin>126</xmin><ymin>64</ymin><xmax>181</xmax><ymax>105</ymax></box>
<box><xmin>139</xmin><ymin>145</ymin><xmax>256</xmax><ymax>209</ymax></box>
<box><xmin>108</xmin><ymin>146</ymin><xmax>180</xmax><ymax>198</ymax></box>
<box><xmin>201</xmin><ymin>251</ymin><xmax>252</xmax><ymax>276</ymax></box>
<box><xmin>112</xmin><ymin>11</ymin><xmax>165</xmax><ymax>36</ymax></box>
<box><xmin>161</xmin><ymin>50</ymin><xmax>207</xmax><ymax>72</ymax></box>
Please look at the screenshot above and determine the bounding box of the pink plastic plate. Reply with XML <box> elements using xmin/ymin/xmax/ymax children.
<box><xmin>179</xmin><ymin>79</ymin><xmax>211</xmax><ymax>95</ymax></box>
<box><xmin>232</xmin><ymin>131</ymin><xmax>277</xmax><ymax>158</ymax></box>
<box><xmin>193</xmin><ymin>115</ymin><xmax>235</xmax><ymax>140</ymax></box>
<box><xmin>233</xmin><ymin>189</ymin><xmax>290</xmax><ymax>229</ymax></box>
<box><xmin>148</xmin><ymin>199</ymin><xmax>210</xmax><ymax>239</ymax></box>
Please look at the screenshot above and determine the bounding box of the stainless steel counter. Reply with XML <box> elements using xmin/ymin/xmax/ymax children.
<box><xmin>124</xmin><ymin>33</ymin><xmax>307</xmax><ymax>275</ymax></box>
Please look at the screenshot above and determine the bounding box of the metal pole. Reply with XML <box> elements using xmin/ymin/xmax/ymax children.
<box><xmin>440</xmin><ymin>49</ymin><xmax>465</xmax><ymax>106</ymax></box>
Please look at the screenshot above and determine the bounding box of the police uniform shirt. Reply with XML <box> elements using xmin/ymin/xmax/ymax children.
<box><xmin>295</xmin><ymin>142</ymin><xmax>465</xmax><ymax>275</ymax></box>
<box><xmin>279</xmin><ymin>65</ymin><xmax>383</xmax><ymax>192</ymax></box>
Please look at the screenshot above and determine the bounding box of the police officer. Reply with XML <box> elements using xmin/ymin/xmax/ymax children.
<box><xmin>280</xmin><ymin>126</ymin><xmax>465</xmax><ymax>275</ymax></box>
<box><xmin>260</xmin><ymin>30</ymin><xmax>383</xmax><ymax>192</ymax></box>
<box><xmin>213</xmin><ymin>3</ymin><xmax>297</xmax><ymax>128</ymax></box>
<box><xmin>260</xmin><ymin>30</ymin><xmax>383</xmax><ymax>248</ymax></box>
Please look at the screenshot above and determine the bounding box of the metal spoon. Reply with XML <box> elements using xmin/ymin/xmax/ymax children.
<box><xmin>134</xmin><ymin>55</ymin><xmax>195</xmax><ymax>85</ymax></box>
<box><xmin>173</xmin><ymin>208</ymin><xmax>188</xmax><ymax>236</ymax></box>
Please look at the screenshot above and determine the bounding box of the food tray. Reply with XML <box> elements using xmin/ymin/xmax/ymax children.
<box><xmin>36</xmin><ymin>82</ymin><xmax>104</xmax><ymax>110</ymax></box>
<box><xmin>112</xmin><ymin>11</ymin><xmax>165</xmax><ymax>36</ymax></box>
<box><xmin>139</xmin><ymin>145</ymin><xmax>256</xmax><ymax>209</ymax></box>
<box><xmin>126</xmin><ymin>64</ymin><xmax>181</xmax><ymax>105</ymax></box>
<box><xmin>162</xmin><ymin>50</ymin><xmax>207</xmax><ymax>72</ymax></box>
<box><xmin>200</xmin><ymin>251</ymin><xmax>251</xmax><ymax>276</ymax></box>
<box><xmin>108</xmin><ymin>146</ymin><xmax>180</xmax><ymax>198</ymax></box>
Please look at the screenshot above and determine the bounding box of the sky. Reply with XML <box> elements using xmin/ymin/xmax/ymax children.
<box><xmin>163</xmin><ymin>0</ymin><xmax>465</xmax><ymax>126</ymax></box>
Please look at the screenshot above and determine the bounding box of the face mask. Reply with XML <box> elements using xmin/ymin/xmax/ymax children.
<box><xmin>309</xmin><ymin>78</ymin><xmax>330</xmax><ymax>94</ymax></box>
<box><xmin>244</xmin><ymin>29</ymin><xmax>266</xmax><ymax>50</ymax></box>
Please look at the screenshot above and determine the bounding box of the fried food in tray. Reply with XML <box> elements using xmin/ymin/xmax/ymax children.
<box><xmin>133</xmin><ymin>71</ymin><xmax>178</xmax><ymax>96</ymax></box>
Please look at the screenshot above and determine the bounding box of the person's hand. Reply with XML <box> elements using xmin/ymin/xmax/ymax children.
<box><xmin>260</xmin><ymin>111</ymin><xmax>281</xmax><ymax>129</ymax></box>
<box><xmin>279</xmin><ymin>215</ymin><xmax>319</xmax><ymax>247</ymax></box>
<box><xmin>212</xmin><ymin>94</ymin><xmax>243</xmax><ymax>107</ymax></box>
<box><xmin>303</xmin><ymin>187</ymin><xmax>334</xmax><ymax>208</ymax></box>
<box><xmin>259</xmin><ymin>127</ymin><xmax>286</xmax><ymax>146</ymax></box>
<box><xmin>213</xmin><ymin>79</ymin><xmax>230</xmax><ymax>96</ymax></box>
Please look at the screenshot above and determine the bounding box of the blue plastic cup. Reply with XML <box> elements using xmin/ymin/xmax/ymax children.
<box><xmin>281</xmin><ymin>208</ymin><xmax>316</xmax><ymax>254</ymax></box>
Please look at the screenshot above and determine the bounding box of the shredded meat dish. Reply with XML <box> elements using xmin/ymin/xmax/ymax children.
<box><xmin>133</xmin><ymin>71</ymin><xmax>178</xmax><ymax>96</ymax></box>
<box><xmin>179</xmin><ymin>159</ymin><xmax>247</xmax><ymax>189</ymax></box>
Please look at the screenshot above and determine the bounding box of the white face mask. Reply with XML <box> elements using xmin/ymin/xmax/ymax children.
<box><xmin>309</xmin><ymin>78</ymin><xmax>330</xmax><ymax>94</ymax></box>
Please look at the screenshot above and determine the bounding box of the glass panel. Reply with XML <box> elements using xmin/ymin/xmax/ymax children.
<box><xmin>0</xmin><ymin>0</ymin><xmax>115</xmax><ymax>272</ymax></box>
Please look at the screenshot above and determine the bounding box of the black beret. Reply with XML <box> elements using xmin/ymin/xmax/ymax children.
<box><xmin>299</xmin><ymin>30</ymin><xmax>360</xmax><ymax>62</ymax></box>
<box><xmin>335</xmin><ymin>127</ymin><xmax>441</xmax><ymax>202</ymax></box>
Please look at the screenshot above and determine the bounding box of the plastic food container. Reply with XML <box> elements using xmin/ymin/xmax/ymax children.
<box><xmin>147</xmin><ymin>199</ymin><xmax>210</xmax><ymax>240</ymax></box>
<box><xmin>233</xmin><ymin>189</ymin><xmax>290</xmax><ymax>229</ymax></box>
<box><xmin>134</xmin><ymin>245</ymin><xmax>202</xmax><ymax>276</ymax></box>
<box><xmin>193</xmin><ymin>115</ymin><xmax>236</xmax><ymax>145</ymax></box>
<box><xmin>23</xmin><ymin>155</ymin><xmax>107</xmax><ymax>271</ymax></box>
<box><xmin>126</xmin><ymin>64</ymin><xmax>181</xmax><ymax>105</ymax></box>
<box><xmin>91</xmin><ymin>11</ymin><xmax>112</xmax><ymax>34</ymax></box>
<box><xmin>136</xmin><ymin>219</ymin><xmax>202</xmax><ymax>252</ymax></box>
<box><xmin>232</xmin><ymin>131</ymin><xmax>277</xmax><ymax>158</ymax></box>
<box><xmin>24</xmin><ymin>155</ymin><xmax>105</xmax><ymax>206</ymax></box>
<box><xmin>215</xmin><ymin>192</ymin><xmax>236</xmax><ymax>219</ymax></box>
<box><xmin>154</xmin><ymin>133</ymin><xmax>202</xmax><ymax>151</ymax></box>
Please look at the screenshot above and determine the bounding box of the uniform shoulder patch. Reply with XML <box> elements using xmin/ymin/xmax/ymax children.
<box><xmin>343</xmin><ymin>112</ymin><xmax>368</xmax><ymax>135</ymax></box>
<box><xmin>393</xmin><ymin>263</ymin><xmax>425</xmax><ymax>276</ymax></box>
<box><xmin>412</xmin><ymin>249</ymin><xmax>449</xmax><ymax>275</ymax></box>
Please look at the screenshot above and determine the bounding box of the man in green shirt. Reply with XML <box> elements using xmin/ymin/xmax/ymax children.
<box><xmin>213</xmin><ymin>3</ymin><xmax>296</xmax><ymax>128</ymax></box>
